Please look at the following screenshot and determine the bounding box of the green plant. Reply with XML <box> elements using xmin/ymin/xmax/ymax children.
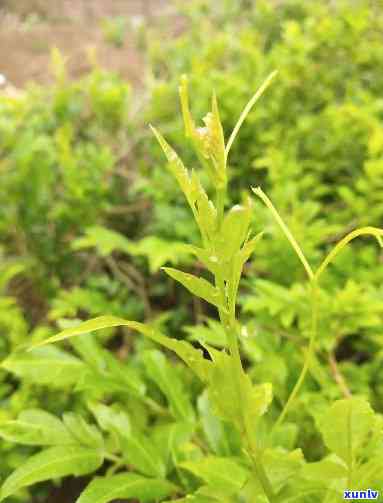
<box><xmin>1</xmin><ymin>75</ymin><xmax>383</xmax><ymax>503</ymax></box>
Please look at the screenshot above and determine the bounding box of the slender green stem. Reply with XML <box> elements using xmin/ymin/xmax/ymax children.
<box><xmin>216</xmin><ymin>274</ymin><xmax>276</xmax><ymax>502</ymax></box>
<box><xmin>223</xmin><ymin>313</ymin><xmax>276</xmax><ymax>503</ymax></box>
<box><xmin>272</xmin><ymin>279</ymin><xmax>318</xmax><ymax>433</ymax></box>
<box><xmin>104</xmin><ymin>452</ymin><xmax>123</xmax><ymax>464</ymax></box>
<box><xmin>253</xmin><ymin>187</ymin><xmax>320</xmax><ymax>435</ymax></box>
<box><xmin>314</xmin><ymin>226</ymin><xmax>383</xmax><ymax>281</ymax></box>
<box><xmin>144</xmin><ymin>396</ymin><xmax>170</xmax><ymax>417</ymax></box>
<box><xmin>247</xmin><ymin>446</ymin><xmax>276</xmax><ymax>501</ymax></box>
<box><xmin>252</xmin><ymin>187</ymin><xmax>314</xmax><ymax>281</ymax></box>
<box><xmin>216</xmin><ymin>186</ymin><xmax>226</xmax><ymax>227</ymax></box>
<box><xmin>212</xmin><ymin>181</ymin><xmax>275</xmax><ymax>501</ymax></box>
<box><xmin>226</xmin><ymin>71</ymin><xmax>278</xmax><ymax>158</ymax></box>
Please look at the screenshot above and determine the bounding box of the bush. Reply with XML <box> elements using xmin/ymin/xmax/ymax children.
<box><xmin>0</xmin><ymin>0</ymin><xmax>383</xmax><ymax>500</ymax></box>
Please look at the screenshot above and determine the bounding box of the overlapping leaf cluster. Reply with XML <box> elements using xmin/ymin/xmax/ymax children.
<box><xmin>1</xmin><ymin>1</ymin><xmax>383</xmax><ymax>501</ymax></box>
<box><xmin>1</xmin><ymin>71</ymin><xmax>383</xmax><ymax>503</ymax></box>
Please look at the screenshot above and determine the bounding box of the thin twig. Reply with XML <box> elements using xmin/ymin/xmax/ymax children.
<box><xmin>104</xmin><ymin>255</ymin><xmax>152</xmax><ymax>318</ymax></box>
<box><xmin>329</xmin><ymin>351</ymin><xmax>352</xmax><ymax>398</ymax></box>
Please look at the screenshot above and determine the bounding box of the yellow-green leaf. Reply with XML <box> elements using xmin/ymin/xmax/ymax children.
<box><xmin>76</xmin><ymin>473</ymin><xmax>177</xmax><ymax>503</ymax></box>
<box><xmin>0</xmin><ymin>446</ymin><xmax>103</xmax><ymax>501</ymax></box>
<box><xmin>162</xmin><ymin>267</ymin><xmax>223</xmax><ymax>309</ymax></box>
<box><xmin>29</xmin><ymin>316</ymin><xmax>212</xmax><ymax>383</ymax></box>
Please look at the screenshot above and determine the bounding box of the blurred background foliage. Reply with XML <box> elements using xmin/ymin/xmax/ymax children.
<box><xmin>1</xmin><ymin>0</ymin><xmax>383</xmax><ymax>500</ymax></box>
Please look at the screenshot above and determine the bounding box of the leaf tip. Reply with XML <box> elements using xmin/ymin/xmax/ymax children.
<box><xmin>251</xmin><ymin>186</ymin><xmax>262</xmax><ymax>196</ymax></box>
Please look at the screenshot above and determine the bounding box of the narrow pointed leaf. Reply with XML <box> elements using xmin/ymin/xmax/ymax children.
<box><xmin>226</xmin><ymin>71</ymin><xmax>277</xmax><ymax>157</ymax></box>
<box><xmin>143</xmin><ymin>350</ymin><xmax>195</xmax><ymax>422</ymax></box>
<box><xmin>0</xmin><ymin>446</ymin><xmax>103</xmax><ymax>501</ymax></box>
<box><xmin>179</xmin><ymin>74</ymin><xmax>195</xmax><ymax>138</ymax></box>
<box><xmin>0</xmin><ymin>409</ymin><xmax>74</xmax><ymax>446</ymax></box>
<box><xmin>76</xmin><ymin>473</ymin><xmax>177</xmax><ymax>503</ymax></box>
<box><xmin>88</xmin><ymin>402</ymin><xmax>131</xmax><ymax>437</ymax></box>
<box><xmin>162</xmin><ymin>267</ymin><xmax>223</xmax><ymax>309</ymax></box>
<box><xmin>150</xmin><ymin>126</ymin><xmax>195</xmax><ymax>211</ymax></box>
<box><xmin>29</xmin><ymin>316</ymin><xmax>212</xmax><ymax>382</ymax></box>
<box><xmin>219</xmin><ymin>202</ymin><xmax>252</xmax><ymax>261</ymax></box>
<box><xmin>205</xmin><ymin>346</ymin><xmax>272</xmax><ymax>429</ymax></box>
<box><xmin>191</xmin><ymin>170</ymin><xmax>218</xmax><ymax>242</ymax></box>
<box><xmin>228</xmin><ymin>231</ymin><xmax>263</xmax><ymax>303</ymax></box>
<box><xmin>180</xmin><ymin>456</ymin><xmax>249</xmax><ymax>495</ymax></box>
<box><xmin>63</xmin><ymin>413</ymin><xmax>104</xmax><ymax>449</ymax></box>
<box><xmin>2</xmin><ymin>346</ymin><xmax>86</xmax><ymax>387</ymax></box>
<box><xmin>121</xmin><ymin>430</ymin><xmax>166</xmax><ymax>478</ymax></box>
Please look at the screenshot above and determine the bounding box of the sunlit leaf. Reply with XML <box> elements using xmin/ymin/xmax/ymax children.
<box><xmin>180</xmin><ymin>456</ymin><xmax>249</xmax><ymax>495</ymax></box>
<box><xmin>317</xmin><ymin>397</ymin><xmax>375</xmax><ymax>468</ymax></box>
<box><xmin>0</xmin><ymin>446</ymin><xmax>103</xmax><ymax>501</ymax></box>
<box><xmin>162</xmin><ymin>267</ymin><xmax>223</xmax><ymax>309</ymax></box>
<box><xmin>63</xmin><ymin>413</ymin><xmax>104</xmax><ymax>449</ymax></box>
<box><xmin>2</xmin><ymin>346</ymin><xmax>86</xmax><ymax>388</ymax></box>
<box><xmin>29</xmin><ymin>315</ymin><xmax>212</xmax><ymax>383</ymax></box>
<box><xmin>143</xmin><ymin>350</ymin><xmax>195</xmax><ymax>422</ymax></box>
<box><xmin>0</xmin><ymin>409</ymin><xmax>74</xmax><ymax>446</ymax></box>
<box><xmin>76</xmin><ymin>473</ymin><xmax>177</xmax><ymax>503</ymax></box>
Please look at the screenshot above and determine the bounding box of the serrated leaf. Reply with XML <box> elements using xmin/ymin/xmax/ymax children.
<box><xmin>150</xmin><ymin>126</ymin><xmax>195</xmax><ymax>211</ymax></box>
<box><xmin>0</xmin><ymin>409</ymin><xmax>74</xmax><ymax>446</ymax></box>
<box><xmin>262</xmin><ymin>448</ymin><xmax>304</xmax><ymax>490</ymax></box>
<box><xmin>162</xmin><ymin>267</ymin><xmax>223</xmax><ymax>309</ymax></box>
<box><xmin>0</xmin><ymin>446</ymin><xmax>103</xmax><ymax>501</ymax></box>
<box><xmin>354</xmin><ymin>457</ymin><xmax>383</xmax><ymax>489</ymax></box>
<box><xmin>71</xmin><ymin>226</ymin><xmax>134</xmax><ymax>257</ymax></box>
<box><xmin>76</xmin><ymin>473</ymin><xmax>177</xmax><ymax>503</ymax></box>
<box><xmin>182</xmin><ymin>245</ymin><xmax>221</xmax><ymax>276</ymax></box>
<box><xmin>317</xmin><ymin>397</ymin><xmax>375</xmax><ymax>468</ymax></box>
<box><xmin>2</xmin><ymin>346</ymin><xmax>86</xmax><ymax>387</ymax></box>
<box><xmin>129</xmin><ymin>236</ymin><xmax>192</xmax><ymax>273</ymax></box>
<box><xmin>205</xmin><ymin>346</ymin><xmax>272</xmax><ymax>429</ymax></box>
<box><xmin>191</xmin><ymin>170</ymin><xmax>218</xmax><ymax>242</ymax></box>
<box><xmin>152</xmin><ymin>422</ymin><xmax>195</xmax><ymax>471</ymax></box>
<box><xmin>227</xmin><ymin>232</ymin><xmax>263</xmax><ymax>306</ymax></box>
<box><xmin>69</xmin><ymin>333</ymin><xmax>106</xmax><ymax>372</ymax></box>
<box><xmin>29</xmin><ymin>316</ymin><xmax>212</xmax><ymax>383</ymax></box>
<box><xmin>301</xmin><ymin>456</ymin><xmax>347</xmax><ymax>483</ymax></box>
<box><xmin>63</xmin><ymin>413</ymin><xmax>104</xmax><ymax>449</ymax></box>
<box><xmin>88</xmin><ymin>402</ymin><xmax>131</xmax><ymax>437</ymax></box>
<box><xmin>197</xmin><ymin>391</ymin><xmax>231</xmax><ymax>456</ymax></box>
<box><xmin>120</xmin><ymin>430</ymin><xmax>166</xmax><ymax>478</ymax></box>
<box><xmin>143</xmin><ymin>350</ymin><xmax>195</xmax><ymax>423</ymax></box>
<box><xmin>218</xmin><ymin>203</ymin><xmax>252</xmax><ymax>262</ymax></box>
<box><xmin>205</xmin><ymin>92</ymin><xmax>226</xmax><ymax>185</ymax></box>
<box><xmin>184</xmin><ymin>319</ymin><xmax>227</xmax><ymax>348</ymax></box>
<box><xmin>180</xmin><ymin>456</ymin><xmax>249</xmax><ymax>495</ymax></box>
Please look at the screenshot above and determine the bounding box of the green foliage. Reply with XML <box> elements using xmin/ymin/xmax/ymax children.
<box><xmin>2</xmin><ymin>58</ymin><xmax>382</xmax><ymax>503</ymax></box>
<box><xmin>76</xmin><ymin>474</ymin><xmax>176</xmax><ymax>503</ymax></box>
<box><xmin>1</xmin><ymin>0</ymin><xmax>383</xmax><ymax>501</ymax></box>
<box><xmin>0</xmin><ymin>446</ymin><xmax>103</xmax><ymax>502</ymax></box>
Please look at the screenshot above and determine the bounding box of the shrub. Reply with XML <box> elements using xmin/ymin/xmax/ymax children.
<box><xmin>1</xmin><ymin>75</ymin><xmax>382</xmax><ymax>503</ymax></box>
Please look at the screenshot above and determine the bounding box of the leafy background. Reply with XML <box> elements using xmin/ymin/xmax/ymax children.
<box><xmin>1</xmin><ymin>0</ymin><xmax>383</xmax><ymax>501</ymax></box>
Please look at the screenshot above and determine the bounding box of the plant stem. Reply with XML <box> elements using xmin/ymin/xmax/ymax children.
<box><xmin>272</xmin><ymin>279</ymin><xmax>318</xmax><ymax>433</ymax></box>
<box><xmin>104</xmin><ymin>452</ymin><xmax>123</xmax><ymax>464</ymax></box>
<box><xmin>328</xmin><ymin>351</ymin><xmax>351</xmax><ymax>398</ymax></box>
<box><xmin>213</xmin><ymin>183</ymin><xmax>275</xmax><ymax>501</ymax></box>
<box><xmin>216</xmin><ymin>186</ymin><xmax>226</xmax><ymax>226</ymax></box>
<box><xmin>216</xmin><ymin>289</ymin><xmax>276</xmax><ymax>502</ymax></box>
